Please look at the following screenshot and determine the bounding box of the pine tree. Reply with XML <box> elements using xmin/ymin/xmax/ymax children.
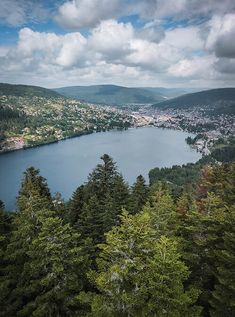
<box><xmin>86</xmin><ymin>154</ymin><xmax>119</xmax><ymax>198</ymax></box>
<box><xmin>1</xmin><ymin>198</ymin><xmax>53</xmax><ymax>316</ymax></box>
<box><xmin>18</xmin><ymin>213</ymin><xmax>87</xmax><ymax>317</ymax></box>
<box><xmin>178</xmin><ymin>192</ymin><xmax>228</xmax><ymax>315</ymax></box>
<box><xmin>89</xmin><ymin>211</ymin><xmax>201</xmax><ymax>317</ymax></box>
<box><xmin>176</xmin><ymin>191</ymin><xmax>194</xmax><ymax>217</ymax></box>
<box><xmin>0</xmin><ymin>200</ymin><xmax>12</xmax><ymax>314</ymax></box>
<box><xmin>69</xmin><ymin>185</ymin><xmax>85</xmax><ymax>225</ymax></box>
<box><xmin>210</xmin><ymin>207</ymin><xmax>235</xmax><ymax>317</ymax></box>
<box><xmin>129</xmin><ymin>175</ymin><xmax>148</xmax><ymax>214</ymax></box>
<box><xmin>146</xmin><ymin>184</ymin><xmax>177</xmax><ymax>237</ymax></box>
<box><xmin>1</xmin><ymin>168</ymin><xmax>54</xmax><ymax>316</ymax></box>
<box><xmin>17</xmin><ymin>166</ymin><xmax>52</xmax><ymax>211</ymax></box>
<box><xmin>73</xmin><ymin>155</ymin><xmax>130</xmax><ymax>246</ymax></box>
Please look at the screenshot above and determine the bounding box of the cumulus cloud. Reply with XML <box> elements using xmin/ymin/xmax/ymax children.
<box><xmin>55</xmin><ymin>0</ymin><xmax>235</xmax><ymax>30</ymax></box>
<box><xmin>125</xmin><ymin>39</ymin><xmax>181</xmax><ymax>72</ymax></box>
<box><xmin>1</xmin><ymin>8</ymin><xmax>235</xmax><ymax>88</ymax></box>
<box><xmin>0</xmin><ymin>0</ymin><xmax>48</xmax><ymax>26</ymax></box>
<box><xmin>135</xmin><ymin>0</ymin><xmax>235</xmax><ymax>20</ymax></box>
<box><xmin>88</xmin><ymin>20</ymin><xmax>134</xmax><ymax>61</ymax></box>
<box><xmin>168</xmin><ymin>55</ymin><xmax>216</xmax><ymax>79</ymax></box>
<box><xmin>163</xmin><ymin>26</ymin><xmax>204</xmax><ymax>50</ymax></box>
<box><xmin>1</xmin><ymin>27</ymin><xmax>88</xmax><ymax>73</ymax></box>
<box><xmin>206</xmin><ymin>14</ymin><xmax>235</xmax><ymax>58</ymax></box>
<box><xmin>55</xmin><ymin>0</ymin><xmax>121</xmax><ymax>29</ymax></box>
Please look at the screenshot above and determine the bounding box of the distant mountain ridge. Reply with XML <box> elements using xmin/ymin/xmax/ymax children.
<box><xmin>0</xmin><ymin>83</ymin><xmax>62</xmax><ymax>99</ymax></box>
<box><xmin>140</xmin><ymin>87</ymin><xmax>204</xmax><ymax>98</ymax></box>
<box><xmin>53</xmin><ymin>84</ymin><xmax>166</xmax><ymax>106</ymax></box>
<box><xmin>152</xmin><ymin>88</ymin><xmax>235</xmax><ymax>114</ymax></box>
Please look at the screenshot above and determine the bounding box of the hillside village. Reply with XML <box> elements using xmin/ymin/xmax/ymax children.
<box><xmin>0</xmin><ymin>95</ymin><xmax>133</xmax><ymax>153</ymax></box>
<box><xmin>0</xmin><ymin>84</ymin><xmax>234</xmax><ymax>156</ymax></box>
<box><xmin>130</xmin><ymin>105</ymin><xmax>235</xmax><ymax>155</ymax></box>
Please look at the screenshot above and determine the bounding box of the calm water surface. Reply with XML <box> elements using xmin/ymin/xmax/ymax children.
<box><xmin>0</xmin><ymin>127</ymin><xmax>201</xmax><ymax>210</ymax></box>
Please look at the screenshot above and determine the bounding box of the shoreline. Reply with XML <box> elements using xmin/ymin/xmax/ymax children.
<box><xmin>0</xmin><ymin>127</ymin><xmax>131</xmax><ymax>155</ymax></box>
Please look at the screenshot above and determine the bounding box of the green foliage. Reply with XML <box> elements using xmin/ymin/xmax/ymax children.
<box><xmin>153</xmin><ymin>88</ymin><xmax>235</xmax><ymax>115</ymax></box>
<box><xmin>211</xmin><ymin>146</ymin><xmax>235</xmax><ymax>163</ymax></box>
<box><xmin>70</xmin><ymin>154</ymin><xmax>130</xmax><ymax>246</ymax></box>
<box><xmin>1</xmin><ymin>157</ymin><xmax>235</xmax><ymax>317</ymax></box>
<box><xmin>17</xmin><ymin>166</ymin><xmax>52</xmax><ymax>211</ymax></box>
<box><xmin>129</xmin><ymin>175</ymin><xmax>148</xmax><ymax>214</ymax></box>
<box><xmin>19</xmin><ymin>215</ymin><xmax>87</xmax><ymax>317</ymax></box>
<box><xmin>0</xmin><ymin>84</ymin><xmax>133</xmax><ymax>153</ymax></box>
<box><xmin>0</xmin><ymin>83</ymin><xmax>62</xmax><ymax>98</ymax></box>
<box><xmin>146</xmin><ymin>184</ymin><xmax>177</xmax><ymax>236</ymax></box>
<box><xmin>89</xmin><ymin>211</ymin><xmax>201</xmax><ymax>317</ymax></box>
<box><xmin>210</xmin><ymin>207</ymin><xmax>235</xmax><ymax>317</ymax></box>
<box><xmin>54</xmin><ymin>84</ymin><xmax>164</xmax><ymax>106</ymax></box>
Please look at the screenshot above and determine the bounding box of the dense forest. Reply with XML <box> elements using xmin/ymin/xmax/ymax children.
<box><xmin>0</xmin><ymin>155</ymin><xmax>234</xmax><ymax>316</ymax></box>
<box><xmin>152</xmin><ymin>88</ymin><xmax>235</xmax><ymax>115</ymax></box>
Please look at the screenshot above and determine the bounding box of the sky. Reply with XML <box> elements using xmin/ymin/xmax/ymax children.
<box><xmin>0</xmin><ymin>0</ymin><xmax>235</xmax><ymax>88</ymax></box>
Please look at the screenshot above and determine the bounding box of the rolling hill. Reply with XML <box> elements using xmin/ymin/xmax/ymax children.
<box><xmin>152</xmin><ymin>88</ymin><xmax>235</xmax><ymax>114</ymax></box>
<box><xmin>0</xmin><ymin>83</ymin><xmax>133</xmax><ymax>153</ymax></box>
<box><xmin>0</xmin><ymin>83</ymin><xmax>62</xmax><ymax>99</ymax></box>
<box><xmin>141</xmin><ymin>87</ymin><xmax>204</xmax><ymax>98</ymax></box>
<box><xmin>53</xmin><ymin>84</ymin><xmax>165</xmax><ymax>105</ymax></box>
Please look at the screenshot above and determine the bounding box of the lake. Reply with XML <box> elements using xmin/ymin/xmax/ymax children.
<box><xmin>0</xmin><ymin>127</ymin><xmax>201</xmax><ymax>210</ymax></box>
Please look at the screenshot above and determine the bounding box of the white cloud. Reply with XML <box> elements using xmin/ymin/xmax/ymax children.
<box><xmin>168</xmin><ymin>55</ymin><xmax>216</xmax><ymax>78</ymax></box>
<box><xmin>163</xmin><ymin>26</ymin><xmax>204</xmax><ymax>50</ymax></box>
<box><xmin>125</xmin><ymin>39</ymin><xmax>181</xmax><ymax>71</ymax></box>
<box><xmin>13</xmin><ymin>28</ymin><xmax>87</xmax><ymax>69</ymax></box>
<box><xmin>55</xmin><ymin>33</ymin><xmax>87</xmax><ymax>67</ymax></box>
<box><xmin>55</xmin><ymin>0</ymin><xmax>121</xmax><ymax>29</ymax></box>
<box><xmin>54</xmin><ymin>0</ymin><xmax>235</xmax><ymax>30</ymax></box>
<box><xmin>0</xmin><ymin>0</ymin><xmax>48</xmax><ymax>26</ymax></box>
<box><xmin>1</xmin><ymin>15</ymin><xmax>235</xmax><ymax>88</ymax></box>
<box><xmin>135</xmin><ymin>0</ymin><xmax>235</xmax><ymax>20</ymax></box>
<box><xmin>88</xmin><ymin>20</ymin><xmax>134</xmax><ymax>60</ymax></box>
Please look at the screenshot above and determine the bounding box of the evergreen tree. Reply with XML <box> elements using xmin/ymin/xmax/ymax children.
<box><xmin>178</xmin><ymin>193</ymin><xmax>228</xmax><ymax>316</ymax></box>
<box><xmin>89</xmin><ymin>211</ymin><xmax>201</xmax><ymax>317</ymax></box>
<box><xmin>129</xmin><ymin>175</ymin><xmax>148</xmax><ymax>214</ymax></box>
<box><xmin>176</xmin><ymin>191</ymin><xmax>195</xmax><ymax>217</ymax></box>
<box><xmin>86</xmin><ymin>154</ymin><xmax>120</xmax><ymax>198</ymax></box>
<box><xmin>18</xmin><ymin>213</ymin><xmax>87</xmax><ymax>317</ymax></box>
<box><xmin>1</xmin><ymin>168</ymin><xmax>53</xmax><ymax>316</ymax></box>
<box><xmin>73</xmin><ymin>155</ymin><xmax>130</xmax><ymax>245</ymax></box>
<box><xmin>69</xmin><ymin>185</ymin><xmax>85</xmax><ymax>225</ymax></box>
<box><xmin>0</xmin><ymin>200</ymin><xmax>12</xmax><ymax>313</ymax></box>
<box><xmin>17</xmin><ymin>166</ymin><xmax>52</xmax><ymax>211</ymax></box>
<box><xmin>210</xmin><ymin>207</ymin><xmax>235</xmax><ymax>317</ymax></box>
<box><xmin>146</xmin><ymin>184</ymin><xmax>177</xmax><ymax>237</ymax></box>
<box><xmin>1</xmin><ymin>197</ymin><xmax>52</xmax><ymax>316</ymax></box>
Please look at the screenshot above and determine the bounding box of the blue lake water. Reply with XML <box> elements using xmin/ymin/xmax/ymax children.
<box><xmin>0</xmin><ymin>127</ymin><xmax>201</xmax><ymax>210</ymax></box>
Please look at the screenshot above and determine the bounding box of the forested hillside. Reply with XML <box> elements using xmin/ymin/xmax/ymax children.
<box><xmin>0</xmin><ymin>155</ymin><xmax>234</xmax><ymax>316</ymax></box>
<box><xmin>54</xmin><ymin>85</ymin><xmax>165</xmax><ymax>106</ymax></box>
<box><xmin>0</xmin><ymin>83</ymin><xmax>133</xmax><ymax>152</ymax></box>
<box><xmin>0</xmin><ymin>83</ymin><xmax>62</xmax><ymax>98</ymax></box>
<box><xmin>152</xmin><ymin>88</ymin><xmax>235</xmax><ymax>115</ymax></box>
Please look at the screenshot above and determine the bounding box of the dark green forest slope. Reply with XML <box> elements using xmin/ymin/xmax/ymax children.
<box><xmin>0</xmin><ymin>155</ymin><xmax>234</xmax><ymax>317</ymax></box>
<box><xmin>152</xmin><ymin>88</ymin><xmax>235</xmax><ymax>114</ymax></box>
<box><xmin>54</xmin><ymin>84</ymin><xmax>165</xmax><ymax>106</ymax></box>
<box><xmin>0</xmin><ymin>83</ymin><xmax>62</xmax><ymax>98</ymax></box>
